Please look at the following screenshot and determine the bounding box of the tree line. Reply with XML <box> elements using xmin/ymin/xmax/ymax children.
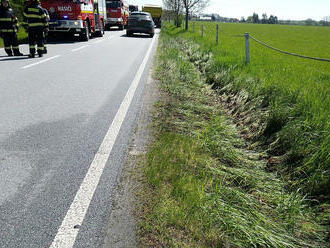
<box><xmin>242</xmin><ymin>13</ymin><xmax>278</xmax><ymax>24</ymax></box>
<box><xmin>163</xmin><ymin>0</ymin><xmax>209</xmax><ymax>30</ymax></box>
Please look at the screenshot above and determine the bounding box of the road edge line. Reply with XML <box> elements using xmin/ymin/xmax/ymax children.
<box><xmin>49</xmin><ymin>36</ymin><xmax>156</xmax><ymax>248</ymax></box>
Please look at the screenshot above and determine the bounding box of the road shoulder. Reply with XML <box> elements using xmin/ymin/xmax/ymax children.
<box><xmin>102</xmin><ymin>66</ymin><xmax>160</xmax><ymax>248</ymax></box>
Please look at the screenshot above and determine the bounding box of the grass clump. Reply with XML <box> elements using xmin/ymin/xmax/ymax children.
<box><xmin>138</xmin><ymin>29</ymin><xmax>327</xmax><ymax>247</ymax></box>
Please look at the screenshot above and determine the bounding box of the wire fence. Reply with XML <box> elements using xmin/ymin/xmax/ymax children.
<box><xmin>180</xmin><ymin>21</ymin><xmax>330</xmax><ymax>64</ymax></box>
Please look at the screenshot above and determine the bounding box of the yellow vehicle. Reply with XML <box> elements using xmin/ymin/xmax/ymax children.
<box><xmin>142</xmin><ymin>4</ymin><xmax>162</xmax><ymax>28</ymax></box>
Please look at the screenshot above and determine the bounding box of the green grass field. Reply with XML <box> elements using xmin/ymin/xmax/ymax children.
<box><xmin>164</xmin><ymin>22</ymin><xmax>330</xmax><ymax>198</ymax></box>
<box><xmin>178</xmin><ymin>22</ymin><xmax>330</xmax><ymax>128</ymax></box>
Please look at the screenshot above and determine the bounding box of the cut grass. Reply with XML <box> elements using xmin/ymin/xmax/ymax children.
<box><xmin>138</xmin><ymin>30</ymin><xmax>327</xmax><ymax>247</ymax></box>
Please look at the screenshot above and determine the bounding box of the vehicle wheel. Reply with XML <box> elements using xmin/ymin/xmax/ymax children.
<box><xmin>149</xmin><ymin>33</ymin><xmax>154</xmax><ymax>38</ymax></box>
<box><xmin>80</xmin><ymin>21</ymin><xmax>90</xmax><ymax>41</ymax></box>
<box><xmin>126</xmin><ymin>31</ymin><xmax>132</xmax><ymax>37</ymax></box>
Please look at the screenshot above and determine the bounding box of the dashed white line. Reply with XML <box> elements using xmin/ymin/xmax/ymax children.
<box><xmin>22</xmin><ymin>55</ymin><xmax>61</xmax><ymax>69</ymax></box>
<box><xmin>71</xmin><ymin>45</ymin><xmax>90</xmax><ymax>52</ymax></box>
<box><xmin>49</xmin><ymin>36</ymin><xmax>156</xmax><ymax>248</ymax></box>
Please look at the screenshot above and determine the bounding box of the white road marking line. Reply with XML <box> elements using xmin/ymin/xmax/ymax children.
<box><xmin>22</xmin><ymin>55</ymin><xmax>61</xmax><ymax>69</ymax></box>
<box><xmin>91</xmin><ymin>39</ymin><xmax>104</xmax><ymax>44</ymax></box>
<box><xmin>49</xmin><ymin>36</ymin><xmax>156</xmax><ymax>248</ymax></box>
<box><xmin>71</xmin><ymin>45</ymin><xmax>90</xmax><ymax>52</ymax></box>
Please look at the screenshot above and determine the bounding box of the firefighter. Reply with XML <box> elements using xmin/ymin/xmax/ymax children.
<box><xmin>40</xmin><ymin>6</ymin><xmax>49</xmax><ymax>54</ymax></box>
<box><xmin>0</xmin><ymin>0</ymin><xmax>23</xmax><ymax>56</ymax></box>
<box><xmin>23</xmin><ymin>0</ymin><xmax>47</xmax><ymax>58</ymax></box>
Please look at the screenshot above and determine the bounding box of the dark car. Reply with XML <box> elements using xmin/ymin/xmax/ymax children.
<box><xmin>126</xmin><ymin>12</ymin><xmax>155</xmax><ymax>38</ymax></box>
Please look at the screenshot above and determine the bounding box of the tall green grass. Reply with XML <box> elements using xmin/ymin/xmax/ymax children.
<box><xmin>139</xmin><ymin>32</ymin><xmax>327</xmax><ymax>247</ymax></box>
<box><xmin>165</xmin><ymin>22</ymin><xmax>330</xmax><ymax>199</ymax></box>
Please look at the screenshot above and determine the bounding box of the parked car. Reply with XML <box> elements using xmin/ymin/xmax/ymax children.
<box><xmin>126</xmin><ymin>12</ymin><xmax>155</xmax><ymax>38</ymax></box>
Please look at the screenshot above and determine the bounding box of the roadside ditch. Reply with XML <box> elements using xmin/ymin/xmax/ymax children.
<box><xmin>104</xmin><ymin>30</ymin><xmax>328</xmax><ymax>247</ymax></box>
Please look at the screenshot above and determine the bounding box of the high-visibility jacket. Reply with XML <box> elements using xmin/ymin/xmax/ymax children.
<box><xmin>0</xmin><ymin>5</ymin><xmax>18</xmax><ymax>34</ymax></box>
<box><xmin>23</xmin><ymin>3</ymin><xmax>47</xmax><ymax>31</ymax></box>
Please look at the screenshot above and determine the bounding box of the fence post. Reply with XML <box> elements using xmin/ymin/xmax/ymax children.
<box><xmin>245</xmin><ymin>32</ymin><xmax>250</xmax><ymax>63</ymax></box>
<box><xmin>202</xmin><ymin>25</ymin><xmax>204</xmax><ymax>37</ymax></box>
<box><xmin>216</xmin><ymin>24</ymin><xmax>219</xmax><ymax>45</ymax></box>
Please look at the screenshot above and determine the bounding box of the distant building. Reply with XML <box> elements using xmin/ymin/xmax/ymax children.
<box><xmin>199</xmin><ymin>16</ymin><xmax>212</xmax><ymax>21</ymax></box>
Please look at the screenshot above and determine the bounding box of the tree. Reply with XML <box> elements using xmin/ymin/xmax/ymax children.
<box><xmin>163</xmin><ymin>0</ymin><xmax>183</xmax><ymax>27</ymax></box>
<box><xmin>181</xmin><ymin>0</ymin><xmax>209</xmax><ymax>30</ymax></box>
<box><xmin>262</xmin><ymin>13</ymin><xmax>268</xmax><ymax>24</ymax></box>
<box><xmin>268</xmin><ymin>15</ymin><xmax>278</xmax><ymax>24</ymax></box>
<box><xmin>252</xmin><ymin>13</ymin><xmax>259</xmax><ymax>23</ymax></box>
<box><xmin>305</xmin><ymin>18</ymin><xmax>315</xmax><ymax>26</ymax></box>
<box><xmin>323</xmin><ymin>16</ymin><xmax>330</xmax><ymax>26</ymax></box>
<box><xmin>211</xmin><ymin>14</ymin><xmax>216</xmax><ymax>22</ymax></box>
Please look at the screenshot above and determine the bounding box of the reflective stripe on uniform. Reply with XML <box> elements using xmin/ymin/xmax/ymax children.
<box><xmin>4</xmin><ymin>46</ymin><xmax>11</xmax><ymax>49</ymax></box>
<box><xmin>28</xmin><ymin>8</ymin><xmax>40</xmax><ymax>13</ymax></box>
<box><xmin>37</xmin><ymin>46</ymin><xmax>44</xmax><ymax>50</ymax></box>
<box><xmin>24</xmin><ymin>13</ymin><xmax>46</xmax><ymax>19</ymax></box>
<box><xmin>28</xmin><ymin>22</ymin><xmax>46</xmax><ymax>27</ymax></box>
<box><xmin>12</xmin><ymin>46</ymin><xmax>19</xmax><ymax>49</ymax></box>
<box><xmin>0</xmin><ymin>29</ymin><xmax>14</xmax><ymax>32</ymax></box>
<box><xmin>0</xmin><ymin>18</ymin><xmax>12</xmax><ymax>21</ymax></box>
<box><xmin>29</xmin><ymin>45</ymin><xmax>35</xmax><ymax>48</ymax></box>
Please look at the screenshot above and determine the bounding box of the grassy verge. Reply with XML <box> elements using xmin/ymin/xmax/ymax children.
<box><xmin>168</xmin><ymin>22</ymin><xmax>330</xmax><ymax>200</ymax></box>
<box><xmin>138</xmin><ymin>27</ymin><xmax>327</xmax><ymax>247</ymax></box>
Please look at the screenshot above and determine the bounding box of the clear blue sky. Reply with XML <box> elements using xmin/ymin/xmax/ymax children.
<box><xmin>128</xmin><ymin>0</ymin><xmax>329</xmax><ymax>21</ymax></box>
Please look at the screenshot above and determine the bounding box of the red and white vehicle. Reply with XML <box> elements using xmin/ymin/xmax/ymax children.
<box><xmin>40</xmin><ymin>0</ymin><xmax>106</xmax><ymax>41</ymax></box>
<box><xmin>105</xmin><ymin>0</ymin><xmax>129</xmax><ymax>30</ymax></box>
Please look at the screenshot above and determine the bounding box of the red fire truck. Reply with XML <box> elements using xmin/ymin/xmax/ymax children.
<box><xmin>40</xmin><ymin>0</ymin><xmax>106</xmax><ymax>41</ymax></box>
<box><xmin>105</xmin><ymin>0</ymin><xmax>129</xmax><ymax>30</ymax></box>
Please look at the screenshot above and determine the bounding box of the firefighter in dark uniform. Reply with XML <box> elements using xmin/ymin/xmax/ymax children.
<box><xmin>0</xmin><ymin>0</ymin><xmax>23</xmax><ymax>56</ymax></box>
<box><xmin>41</xmin><ymin>6</ymin><xmax>49</xmax><ymax>54</ymax></box>
<box><xmin>23</xmin><ymin>0</ymin><xmax>48</xmax><ymax>58</ymax></box>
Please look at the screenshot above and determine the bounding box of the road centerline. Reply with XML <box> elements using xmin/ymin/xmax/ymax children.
<box><xmin>49</xmin><ymin>36</ymin><xmax>156</xmax><ymax>248</ymax></box>
<box><xmin>71</xmin><ymin>45</ymin><xmax>90</xmax><ymax>52</ymax></box>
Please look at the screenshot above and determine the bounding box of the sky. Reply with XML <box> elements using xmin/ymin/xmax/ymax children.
<box><xmin>128</xmin><ymin>0</ymin><xmax>330</xmax><ymax>21</ymax></box>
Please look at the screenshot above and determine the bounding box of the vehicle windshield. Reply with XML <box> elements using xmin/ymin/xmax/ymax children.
<box><xmin>106</xmin><ymin>1</ymin><xmax>121</xmax><ymax>8</ymax></box>
<box><xmin>131</xmin><ymin>12</ymin><xmax>147</xmax><ymax>16</ymax></box>
<box><xmin>130</xmin><ymin>13</ymin><xmax>152</xmax><ymax>20</ymax></box>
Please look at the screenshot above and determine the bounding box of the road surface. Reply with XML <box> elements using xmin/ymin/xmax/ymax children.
<box><xmin>0</xmin><ymin>30</ymin><xmax>158</xmax><ymax>248</ymax></box>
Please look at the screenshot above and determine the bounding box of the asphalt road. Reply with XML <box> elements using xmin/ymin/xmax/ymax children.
<box><xmin>0</xmin><ymin>29</ymin><xmax>158</xmax><ymax>248</ymax></box>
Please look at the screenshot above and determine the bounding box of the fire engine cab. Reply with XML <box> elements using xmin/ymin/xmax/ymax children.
<box><xmin>40</xmin><ymin>0</ymin><xmax>106</xmax><ymax>41</ymax></box>
<box><xmin>105</xmin><ymin>0</ymin><xmax>129</xmax><ymax>30</ymax></box>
